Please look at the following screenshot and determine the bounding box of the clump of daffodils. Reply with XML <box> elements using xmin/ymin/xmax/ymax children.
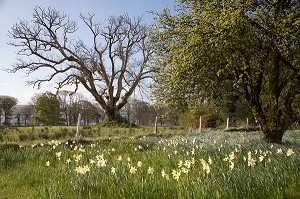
<box><xmin>75</xmin><ymin>165</ymin><xmax>90</xmax><ymax>175</ymax></box>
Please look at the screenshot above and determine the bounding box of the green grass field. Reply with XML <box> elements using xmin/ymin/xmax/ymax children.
<box><xmin>0</xmin><ymin>128</ymin><xmax>299</xmax><ymax>198</ymax></box>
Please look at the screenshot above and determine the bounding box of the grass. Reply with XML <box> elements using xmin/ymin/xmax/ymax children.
<box><xmin>0</xmin><ymin>129</ymin><xmax>299</xmax><ymax>198</ymax></box>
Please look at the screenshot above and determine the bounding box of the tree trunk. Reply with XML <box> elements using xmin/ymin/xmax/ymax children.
<box><xmin>104</xmin><ymin>107</ymin><xmax>120</xmax><ymax>122</ymax></box>
<box><xmin>250</xmin><ymin>99</ymin><xmax>297</xmax><ymax>143</ymax></box>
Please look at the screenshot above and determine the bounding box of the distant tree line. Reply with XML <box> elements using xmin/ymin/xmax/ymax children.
<box><xmin>0</xmin><ymin>91</ymin><xmax>178</xmax><ymax>127</ymax></box>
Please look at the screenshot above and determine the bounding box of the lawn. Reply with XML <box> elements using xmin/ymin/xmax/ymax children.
<box><xmin>0</xmin><ymin>129</ymin><xmax>299</xmax><ymax>198</ymax></box>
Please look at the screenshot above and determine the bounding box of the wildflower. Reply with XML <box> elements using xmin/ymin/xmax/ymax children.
<box><xmin>178</xmin><ymin>160</ymin><xmax>183</xmax><ymax>168</ymax></box>
<box><xmin>117</xmin><ymin>156</ymin><xmax>123</xmax><ymax>161</ymax></box>
<box><xmin>31</xmin><ymin>144</ymin><xmax>36</xmax><ymax>148</ymax></box>
<box><xmin>73</xmin><ymin>154</ymin><xmax>82</xmax><ymax>162</ymax></box>
<box><xmin>137</xmin><ymin>161</ymin><xmax>142</xmax><ymax>167</ymax></box>
<box><xmin>111</xmin><ymin>167</ymin><xmax>116</xmax><ymax>174</ymax></box>
<box><xmin>96</xmin><ymin>154</ymin><xmax>104</xmax><ymax>160</ymax></box>
<box><xmin>111</xmin><ymin>148</ymin><xmax>116</xmax><ymax>152</ymax></box>
<box><xmin>56</xmin><ymin>152</ymin><xmax>62</xmax><ymax>160</ymax></box>
<box><xmin>208</xmin><ymin>156</ymin><xmax>213</xmax><ymax>165</ymax></box>
<box><xmin>66</xmin><ymin>158</ymin><xmax>71</xmax><ymax>164</ymax></box>
<box><xmin>229</xmin><ymin>161</ymin><xmax>234</xmax><ymax>170</ymax></box>
<box><xmin>147</xmin><ymin>167</ymin><xmax>154</xmax><ymax>174</ymax></box>
<box><xmin>229</xmin><ymin>152</ymin><xmax>235</xmax><ymax>161</ymax></box>
<box><xmin>127</xmin><ymin>157</ymin><xmax>131</xmax><ymax>162</ymax></box>
<box><xmin>90</xmin><ymin>159</ymin><xmax>96</xmax><ymax>164</ymax></box>
<box><xmin>138</xmin><ymin>145</ymin><xmax>143</xmax><ymax>150</ymax></box>
<box><xmin>191</xmin><ymin>157</ymin><xmax>195</xmax><ymax>165</ymax></box>
<box><xmin>184</xmin><ymin>160</ymin><xmax>192</xmax><ymax>169</ymax></box>
<box><xmin>75</xmin><ymin>165</ymin><xmax>90</xmax><ymax>175</ymax></box>
<box><xmin>129</xmin><ymin>166</ymin><xmax>137</xmax><ymax>174</ymax></box>
<box><xmin>248</xmin><ymin>158</ymin><xmax>256</xmax><ymax>167</ymax></box>
<box><xmin>174</xmin><ymin>150</ymin><xmax>178</xmax><ymax>155</ymax></box>
<box><xmin>181</xmin><ymin>167</ymin><xmax>189</xmax><ymax>174</ymax></box>
<box><xmin>90</xmin><ymin>143</ymin><xmax>96</xmax><ymax>148</ymax></box>
<box><xmin>287</xmin><ymin>149</ymin><xmax>294</xmax><ymax>156</ymax></box>
<box><xmin>96</xmin><ymin>158</ymin><xmax>107</xmax><ymax>167</ymax></box>
<box><xmin>277</xmin><ymin>148</ymin><xmax>283</xmax><ymax>154</ymax></box>
<box><xmin>223</xmin><ymin>157</ymin><xmax>229</xmax><ymax>162</ymax></box>
<box><xmin>259</xmin><ymin>155</ymin><xmax>264</xmax><ymax>162</ymax></box>
<box><xmin>161</xmin><ymin>170</ymin><xmax>170</xmax><ymax>180</ymax></box>
<box><xmin>191</xmin><ymin>148</ymin><xmax>195</xmax><ymax>155</ymax></box>
<box><xmin>45</xmin><ymin>161</ymin><xmax>50</xmax><ymax>167</ymax></box>
<box><xmin>172</xmin><ymin>169</ymin><xmax>181</xmax><ymax>181</ymax></box>
<box><xmin>40</xmin><ymin>143</ymin><xmax>44</xmax><ymax>147</ymax></box>
<box><xmin>200</xmin><ymin>159</ymin><xmax>211</xmax><ymax>174</ymax></box>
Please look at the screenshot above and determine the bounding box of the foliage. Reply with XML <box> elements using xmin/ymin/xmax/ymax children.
<box><xmin>0</xmin><ymin>131</ymin><xmax>300</xmax><ymax>198</ymax></box>
<box><xmin>33</xmin><ymin>92</ymin><xmax>63</xmax><ymax>125</ymax></box>
<box><xmin>8</xmin><ymin>7</ymin><xmax>152</xmax><ymax>121</ymax></box>
<box><xmin>0</xmin><ymin>95</ymin><xmax>18</xmax><ymax>125</ymax></box>
<box><xmin>151</xmin><ymin>0</ymin><xmax>300</xmax><ymax>142</ymax></box>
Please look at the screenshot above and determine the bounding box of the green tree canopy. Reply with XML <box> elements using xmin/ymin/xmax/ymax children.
<box><xmin>0</xmin><ymin>95</ymin><xmax>18</xmax><ymax>125</ymax></box>
<box><xmin>33</xmin><ymin>92</ymin><xmax>62</xmax><ymax>125</ymax></box>
<box><xmin>151</xmin><ymin>0</ymin><xmax>300</xmax><ymax>142</ymax></box>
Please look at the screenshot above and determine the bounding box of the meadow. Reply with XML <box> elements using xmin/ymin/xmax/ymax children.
<box><xmin>0</xmin><ymin>128</ymin><xmax>299</xmax><ymax>198</ymax></box>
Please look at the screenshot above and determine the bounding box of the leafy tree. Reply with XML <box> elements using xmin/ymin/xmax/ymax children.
<box><xmin>0</xmin><ymin>96</ymin><xmax>18</xmax><ymax>125</ymax></box>
<box><xmin>8</xmin><ymin>7</ymin><xmax>152</xmax><ymax>122</ymax></box>
<box><xmin>152</xmin><ymin>0</ymin><xmax>300</xmax><ymax>142</ymax></box>
<box><xmin>33</xmin><ymin>92</ymin><xmax>62</xmax><ymax>125</ymax></box>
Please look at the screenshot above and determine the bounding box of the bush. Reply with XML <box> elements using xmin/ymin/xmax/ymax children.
<box><xmin>38</xmin><ymin>132</ymin><xmax>49</xmax><ymax>139</ymax></box>
<box><xmin>19</xmin><ymin>133</ymin><xmax>28</xmax><ymax>141</ymax></box>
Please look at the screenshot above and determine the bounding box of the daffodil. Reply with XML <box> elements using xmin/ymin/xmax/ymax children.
<box><xmin>259</xmin><ymin>155</ymin><xmax>264</xmax><ymax>162</ymax></box>
<box><xmin>75</xmin><ymin>165</ymin><xmax>90</xmax><ymax>175</ymax></box>
<box><xmin>287</xmin><ymin>149</ymin><xmax>294</xmax><ymax>156</ymax></box>
<box><xmin>147</xmin><ymin>167</ymin><xmax>154</xmax><ymax>174</ymax></box>
<box><xmin>111</xmin><ymin>167</ymin><xmax>116</xmax><ymax>174</ymax></box>
<box><xmin>277</xmin><ymin>148</ymin><xmax>283</xmax><ymax>154</ymax></box>
<box><xmin>56</xmin><ymin>151</ymin><xmax>62</xmax><ymax>160</ymax></box>
<box><xmin>172</xmin><ymin>169</ymin><xmax>181</xmax><ymax>181</ymax></box>
<box><xmin>137</xmin><ymin>161</ymin><xmax>142</xmax><ymax>167</ymax></box>
<box><xmin>45</xmin><ymin>161</ymin><xmax>50</xmax><ymax>167</ymax></box>
<box><xmin>229</xmin><ymin>161</ymin><xmax>234</xmax><ymax>170</ymax></box>
<box><xmin>178</xmin><ymin>160</ymin><xmax>183</xmax><ymax>168</ymax></box>
<box><xmin>248</xmin><ymin>158</ymin><xmax>256</xmax><ymax>167</ymax></box>
<box><xmin>129</xmin><ymin>166</ymin><xmax>137</xmax><ymax>174</ymax></box>
<box><xmin>181</xmin><ymin>167</ymin><xmax>189</xmax><ymax>174</ymax></box>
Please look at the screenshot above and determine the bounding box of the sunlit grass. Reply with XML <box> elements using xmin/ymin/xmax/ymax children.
<box><xmin>0</xmin><ymin>130</ymin><xmax>299</xmax><ymax>198</ymax></box>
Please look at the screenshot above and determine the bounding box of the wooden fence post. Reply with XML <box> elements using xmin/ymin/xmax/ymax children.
<box><xmin>199</xmin><ymin>115</ymin><xmax>202</xmax><ymax>133</ymax></box>
<box><xmin>154</xmin><ymin>115</ymin><xmax>158</xmax><ymax>134</ymax></box>
<box><xmin>226</xmin><ymin>117</ymin><xmax>229</xmax><ymax>130</ymax></box>
<box><xmin>75</xmin><ymin>113</ymin><xmax>81</xmax><ymax>145</ymax></box>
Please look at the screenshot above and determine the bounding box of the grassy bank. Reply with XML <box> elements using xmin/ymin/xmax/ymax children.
<box><xmin>0</xmin><ymin>130</ymin><xmax>299</xmax><ymax>198</ymax></box>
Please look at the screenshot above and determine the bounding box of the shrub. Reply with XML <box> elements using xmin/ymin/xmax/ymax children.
<box><xmin>38</xmin><ymin>132</ymin><xmax>49</xmax><ymax>139</ymax></box>
<box><xmin>18</xmin><ymin>133</ymin><xmax>28</xmax><ymax>141</ymax></box>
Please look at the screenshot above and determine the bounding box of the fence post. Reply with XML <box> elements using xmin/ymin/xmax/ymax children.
<box><xmin>76</xmin><ymin>113</ymin><xmax>81</xmax><ymax>145</ymax></box>
<box><xmin>199</xmin><ymin>115</ymin><xmax>202</xmax><ymax>133</ymax></box>
<box><xmin>226</xmin><ymin>117</ymin><xmax>229</xmax><ymax>130</ymax></box>
<box><xmin>154</xmin><ymin>115</ymin><xmax>158</xmax><ymax>134</ymax></box>
<box><xmin>246</xmin><ymin>118</ymin><xmax>249</xmax><ymax>129</ymax></box>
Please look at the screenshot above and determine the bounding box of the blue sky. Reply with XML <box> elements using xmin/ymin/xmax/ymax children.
<box><xmin>0</xmin><ymin>0</ymin><xmax>176</xmax><ymax>104</ymax></box>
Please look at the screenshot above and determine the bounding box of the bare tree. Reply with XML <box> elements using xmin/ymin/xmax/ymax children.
<box><xmin>8</xmin><ymin>7</ymin><xmax>152</xmax><ymax>122</ymax></box>
<box><xmin>18</xmin><ymin>104</ymin><xmax>34</xmax><ymax>125</ymax></box>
